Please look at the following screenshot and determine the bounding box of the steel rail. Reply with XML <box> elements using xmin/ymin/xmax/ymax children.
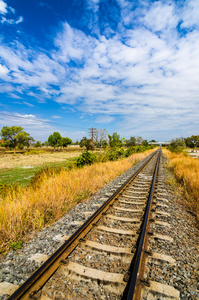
<box><xmin>8</xmin><ymin>150</ymin><xmax>158</xmax><ymax>300</ymax></box>
<box><xmin>124</xmin><ymin>149</ymin><xmax>161</xmax><ymax>300</ymax></box>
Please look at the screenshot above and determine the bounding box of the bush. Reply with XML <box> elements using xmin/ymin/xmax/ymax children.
<box><xmin>106</xmin><ymin>150</ymin><xmax>120</xmax><ymax>161</ymax></box>
<box><xmin>124</xmin><ymin>147</ymin><xmax>135</xmax><ymax>157</ymax></box>
<box><xmin>168</xmin><ymin>138</ymin><xmax>185</xmax><ymax>153</ymax></box>
<box><xmin>116</xmin><ymin>147</ymin><xmax>125</xmax><ymax>157</ymax></box>
<box><xmin>76</xmin><ymin>151</ymin><xmax>96</xmax><ymax>167</ymax></box>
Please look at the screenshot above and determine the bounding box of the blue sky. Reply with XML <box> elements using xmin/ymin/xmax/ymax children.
<box><xmin>0</xmin><ymin>0</ymin><xmax>199</xmax><ymax>142</ymax></box>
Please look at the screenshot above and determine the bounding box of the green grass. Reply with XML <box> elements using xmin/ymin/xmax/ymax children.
<box><xmin>0</xmin><ymin>158</ymin><xmax>76</xmax><ymax>186</ymax></box>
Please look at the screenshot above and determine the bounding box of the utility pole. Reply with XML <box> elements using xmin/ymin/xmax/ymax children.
<box><xmin>89</xmin><ymin>127</ymin><xmax>97</xmax><ymax>142</ymax></box>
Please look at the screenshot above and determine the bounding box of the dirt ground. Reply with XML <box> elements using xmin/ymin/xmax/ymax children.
<box><xmin>0</xmin><ymin>151</ymin><xmax>82</xmax><ymax>169</ymax></box>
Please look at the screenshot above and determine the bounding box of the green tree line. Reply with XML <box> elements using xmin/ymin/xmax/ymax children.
<box><xmin>1</xmin><ymin>125</ymin><xmax>197</xmax><ymax>154</ymax></box>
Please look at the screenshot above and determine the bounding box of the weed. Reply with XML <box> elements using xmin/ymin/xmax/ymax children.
<box><xmin>9</xmin><ymin>240</ymin><xmax>22</xmax><ymax>250</ymax></box>
<box><xmin>76</xmin><ymin>191</ymin><xmax>91</xmax><ymax>203</ymax></box>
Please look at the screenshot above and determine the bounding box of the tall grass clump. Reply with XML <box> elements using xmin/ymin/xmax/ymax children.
<box><xmin>163</xmin><ymin>149</ymin><xmax>199</xmax><ymax>223</ymax></box>
<box><xmin>0</xmin><ymin>149</ymin><xmax>155</xmax><ymax>251</ymax></box>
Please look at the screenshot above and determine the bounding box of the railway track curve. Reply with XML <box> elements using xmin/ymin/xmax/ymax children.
<box><xmin>5</xmin><ymin>149</ymin><xmax>182</xmax><ymax>299</ymax></box>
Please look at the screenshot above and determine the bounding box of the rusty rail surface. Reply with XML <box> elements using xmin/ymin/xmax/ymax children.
<box><xmin>124</xmin><ymin>148</ymin><xmax>161</xmax><ymax>300</ymax></box>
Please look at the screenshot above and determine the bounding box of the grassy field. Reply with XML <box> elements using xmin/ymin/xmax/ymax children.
<box><xmin>0</xmin><ymin>149</ymin><xmax>82</xmax><ymax>186</ymax></box>
<box><xmin>163</xmin><ymin>149</ymin><xmax>199</xmax><ymax>224</ymax></box>
<box><xmin>0</xmin><ymin>149</ymin><xmax>155</xmax><ymax>254</ymax></box>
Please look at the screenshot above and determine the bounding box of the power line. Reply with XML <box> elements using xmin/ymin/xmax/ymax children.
<box><xmin>0</xmin><ymin>113</ymin><xmax>88</xmax><ymax>130</ymax></box>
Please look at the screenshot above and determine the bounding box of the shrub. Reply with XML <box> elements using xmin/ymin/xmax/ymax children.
<box><xmin>76</xmin><ymin>151</ymin><xmax>96</xmax><ymax>167</ymax></box>
<box><xmin>124</xmin><ymin>147</ymin><xmax>135</xmax><ymax>157</ymax></box>
<box><xmin>168</xmin><ymin>138</ymin><xmax>185</xmax><ymax>153</ymax></box>
<box><xmin>116</xmin><ymin>147</ymin><xmax>125</xmax><ymax>157</ymax></box>
<box><xmin>106</xmin><ymin>150</ymin><xmax>120</xmax><ymax>161</ymax></box>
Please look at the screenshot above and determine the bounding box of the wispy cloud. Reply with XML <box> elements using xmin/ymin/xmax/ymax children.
<box><xmin>0</xmin><ymin>112</ymin><xmax>56</xmax><ymax>141</ymax></box>
<box><xmin>23</xmin><ymin>101</ymin><xmax>35</xmax><ymax>107</ymax></box>
<box><xmin>96</xmin><ymin>115</ymin><xmax>114</xmax><ymax>124</ymax></box>
<box><xmin>52</xmin><ymin>115</ymin><xmax>62</xmax><ymax>119</ymax></box>
<box><xmin>1</xmin><ymin>16</ymin><xmax>23</xmax><ymax>24</ymax></box>
<box><xmin>0</xmin><ymin>0</ymin><xmax>23</xmax><ymax>25</ymax></box>
<box><xmin>0</xmin><ymin>111</ymin><xmax>87</xmax><ymax>141</ymax></box>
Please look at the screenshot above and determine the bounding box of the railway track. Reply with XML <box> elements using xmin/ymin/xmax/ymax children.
<box><xmin>7</xmin><ymin>149</ymin><xmax>180</xmax><ymax>300</ymax></box>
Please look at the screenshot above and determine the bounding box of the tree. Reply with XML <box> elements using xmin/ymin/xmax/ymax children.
<box><xmin>169</xmin><ymin>138</ymin><xmax>185</xmax><ymax>152</ymax></box>
<box><xmin>61</xmin><ymin>137</ymin><xmax>72</xmax><ymax>148</ymax></box>
<box><xmin>34</xmin><ymin>141</ymin><xmax>42</xmax><ymax>148</ymax></box>
<box><xmin>0</xmin><ymin>126</ymin><xmax>34</xmax><ymax>154</ymax></box>
<box><xmin>101</xmin><ymin>140</ymin><xmax>108</xmax><ymax>149</ymax></box>
<box><xmin>142</xmin><ymin>140</ymin><xmax>148</xmax><ymax>147</ymax></box>
<box><xmin>74</xmin><ymin>140</ymin><xmax>79</xmax><ymax>145</ymax></box>
<box><xmin>185</xmin><ymin>135</ymin><xmax>199</xmax><ymax>152</ymax></box>
<box><xmin>126</xmin><ymin>136</ymin><xmax>136</xmax><ymax>147</ymax></box>
<box><xmin>149</xmin><ymin>139</ymin><xmax>157</xmax><ymax>143</ymax></box>
<box><xmin>136</xmin><ymin>136</ymin><xmax>143</xmax><ymax>145</ymax></box>
<box><xmin>48</xmin><ymin>132</ymin><xmax>62</xmax><ymax>150</ymax></box>
<box><xmin>80</xmin><ymin>137</ymin><xmax>95</xmax><ymax>151</ymax></box>
<box><xmin>96</xmin><ymin>129</ymin><xmax>108</xmax><ymax>150</ymax></box>
<box><xmin>44</xmin><ymin>141</ymin><xmax>49</xmax><ymax>147</ymax></box>
<box><xmin>108</xmin><ymin>132</ymin><xmax>124</xmax><ymax>148</ymax></box>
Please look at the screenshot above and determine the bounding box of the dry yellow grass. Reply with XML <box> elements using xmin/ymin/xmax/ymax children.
<box><xmin>163</xmin><ymin>149</ymin><xmax>199</xmax><ymax>222</ymax></box>
<box><xmin>0</xmin><ymin>151</ymin><xmax>82</xmax><ymax>169</ymax></box>
<box><xmin>0</xmin><ymin>149</ymin><xmax>154</xmax><ymax>251</ymax></box>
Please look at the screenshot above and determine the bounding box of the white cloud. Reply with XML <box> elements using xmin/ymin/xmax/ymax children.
<box><xmin>9</xmin><ymin>6</ymin><xmax>15</xmax><ymax>14</ymax></box>
<box><xmin>0</xmin><ymin>1</ymin><xmax>23</xmax><ymax>25</ymax></box>
<box><xmin>0</xmin><ymin>63</ymin><xmax>9</xmax><ymax>76</ymax></box>
<box><xmin>181</xmin><ymin>0</ymin><xmax>199</xmax><ymax>29</ymax></box>
<box><xmin>1</xmin><ymin>16</ymin><xmax>14</xmax><ymax>24</ymax></box>
<box><xmin>87</xmin><ymin>0</ymin><xmax>99</xmax><ymax>13</ymax></box>
<box><xmin>0</xmin><ymin>0</ymin><xmax>7</xmax><ymax>14</ymax></box>
<box><xmin>53</xmin><ymin>22</ymin><xmax>96</xmax><ymax>63</ymax></box>
<box><xmin>15</xmin><ymin>16</ymin><xmax>23</xmax><ymax>24</ymax></box>
<box><xmin>10</xmin><ymin>94</ymin><xmax>22</xmax><ymax>99</ymax></box>
<box><xmin>141</xmin><ymin>2</ymin><xmax>179</xmax><ymax>32</ymax></box>
<box><xmin>0</xmin><ymin>1</ymin><xmax>199</xmax><ymax>140</ymax></box>
<box><xmin>23</xmin><ymin>101</ymin><xmax>35</xmax><ymax>107</ymax></box>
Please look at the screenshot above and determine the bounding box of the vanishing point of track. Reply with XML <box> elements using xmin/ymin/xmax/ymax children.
<box><xmin>8</xmin><ymin>149</ymin><xmax>179</xmax><ymax>300</ymax></box>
